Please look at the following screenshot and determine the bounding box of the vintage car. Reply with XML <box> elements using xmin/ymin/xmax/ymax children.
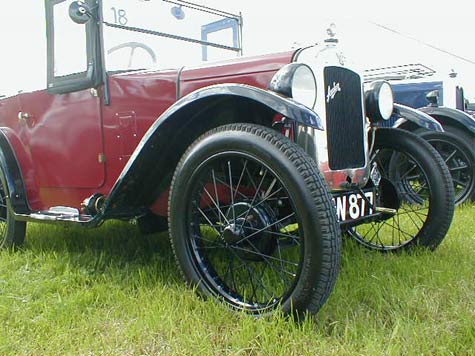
<box><xmin>365</xmin><ymin>64</ymin><xmax>475</xmax><ymax>204</ymax></box>
<box><xmin>0</xmin><ymin>0</ymin><xmax>454</xmax><ymax>316</ymax></box>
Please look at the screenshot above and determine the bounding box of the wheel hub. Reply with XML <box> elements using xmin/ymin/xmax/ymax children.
<box><xmin>224</xmin><ymin>202</ymin><xmax>277</xmax><ymax>261</ymax></box>
<box><xmin>222</xmin><ymin>223</ymin><xmax>245</xmax><ymax>245</ymax></box>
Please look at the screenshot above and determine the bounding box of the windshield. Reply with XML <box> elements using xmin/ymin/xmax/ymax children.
<box><xmin>102</xmin><ymin>0</ymin><xmax>242</xmax><ymax>71</ymax></box>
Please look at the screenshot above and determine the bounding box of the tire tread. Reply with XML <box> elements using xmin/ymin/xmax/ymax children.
<box><xmin>168</xmin><ymin>123</ymin><xmax>341</xmax><ymax>315</ymax></box>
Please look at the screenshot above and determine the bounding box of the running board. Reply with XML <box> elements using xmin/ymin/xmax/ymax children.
<box><xmin>16</xmin><ymin>206</ymin><xmax>97</xmax><ymax>225</ymax></box>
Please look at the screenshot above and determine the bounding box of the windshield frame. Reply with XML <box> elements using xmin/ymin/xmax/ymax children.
<box><xmin>100</xmin><ymin>0</ymin><xmax>243</xmax><ymax>70</ymax></box>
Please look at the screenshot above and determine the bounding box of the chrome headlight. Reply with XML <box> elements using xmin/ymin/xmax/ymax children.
<box><xmin>269</xmin><ymin>63</ymin><xmax>317</xmax><ymax>108</ymax></box>
<box><xmin>365</xmin><ymin>80</ymin><xmax>394</xmax><ymax>122</ymax></box>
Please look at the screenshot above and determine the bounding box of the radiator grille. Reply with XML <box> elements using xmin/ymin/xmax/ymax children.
<box><xmin>324</xmin><ymin>66</ymin><xmax>366</xmax><ymax>170</ymax></box>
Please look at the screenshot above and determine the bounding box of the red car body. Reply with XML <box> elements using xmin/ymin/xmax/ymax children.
<box><xmin>0</xmin><ymin>51</ymin><xmax>293</xmax><ymax>213</ymax></box>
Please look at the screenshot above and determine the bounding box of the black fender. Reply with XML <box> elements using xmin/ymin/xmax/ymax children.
<box><xmin>102</xmin><ymin>84</ymin><xmax>323</xmax><ymax>216</ymax></box>
<box><xmin>0</xmin><ymin>130</ymin><xmax>31</xmax><ymax>214</ymax></box>
<box><xmin>170</xmin><ymin>84</ymin><xmax>323</xmax><ymax>129</ymax></box>
<box><xmin>391</xmin><ymin>103</ymin><xmax>443</xmax><ymax>132</ymax></box>
<box><xmin>419</xmin><ymin>106</ymin><xmax>475</xmax><ymax>135</ymax></box>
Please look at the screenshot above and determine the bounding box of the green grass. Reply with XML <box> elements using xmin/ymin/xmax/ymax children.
<box><xmin>1</xmin><ymin>206</ymin><xmax>475</xmax><ymax>356</ymax></box>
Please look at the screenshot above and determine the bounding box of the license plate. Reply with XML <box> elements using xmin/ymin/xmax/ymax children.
<box><xmin>332</xmin><ymin>190</ymin><xmax>375</xmax><ymax>222</ymax></box>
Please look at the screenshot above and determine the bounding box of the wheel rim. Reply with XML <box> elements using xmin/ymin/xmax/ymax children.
<box><xmin>349</xmin><ymin>148</ymin><xmax>431</xmax><ymax>250</ymax></box>
<box><xmin>427</xmin><ymin>138</ymin><xmax>474</xmax><ymax>204</ymax></box>
<box><xmin>0</xmin><ymin>185</ymin><xmax>8</xmax><ymax>248</ymax></box>
<box><xmin>185</xmin><ymin>152</ymin><xmax>304</xmax><ymax>313</ymax></box>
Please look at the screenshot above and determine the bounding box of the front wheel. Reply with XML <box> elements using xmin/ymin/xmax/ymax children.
<box><xmin>348</xmin><ymin>128</ymin><xmax>455</xmax><ymax>251</ymax></box>
<box><xmin>169</xmin><ymin>124</ymin><xmax>341</xmax><ymax>316</ymax></box>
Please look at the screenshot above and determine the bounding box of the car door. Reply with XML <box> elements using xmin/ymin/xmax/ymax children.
<box><xmin>18</xmin><ymin>0</ymin><xmax>105</xmax><ymax>189</ymax></box>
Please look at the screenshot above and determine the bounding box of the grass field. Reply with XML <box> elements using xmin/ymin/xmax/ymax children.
<box><xmin>1</xmin><ymin>205</ymin><xmax>474</xmax><ymax>355</ymax></box>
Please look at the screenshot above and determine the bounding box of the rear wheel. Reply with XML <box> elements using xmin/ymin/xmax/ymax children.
<box><xmin>169</xmin><ymin>124</ymin><xmax>341</xmax><ymax>316</ymax></box>
<box><xmin>348</xmin><ymin>128</ymin><xmax>454</xmax><ymax>251</ymax></box>
<box><xmin>0</xmin><ymin>177</ymin><xmax>26</xmax><ymax>249</ymax></box>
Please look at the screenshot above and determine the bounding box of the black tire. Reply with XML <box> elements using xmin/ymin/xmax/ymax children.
<box><xmin>168</xmin><ymin>123</ymin><xmax>341</xmax><ymax>316</ymax></box>
<box><xmin>441</xmin><ymin>125</ymin><xmax>475</xmax><ymax>201</ymax></box>
<box><xmin>0</xmin><ymin>176</ymin><xmax>26</xmax><ymax>249</ymax></box>
<box><xmin>348</xmin><ymin>128</ymin><xmax>454</xmax><ymax>251</ymax></box>
<box><xmin>443</xmin><ymin>125</ymin><xmax>475</xmax><ymax>152</ymax></box>
<box><xmin>417</xmin><ymin>130</ymin><xmax>475</xmax><ymax>205</ymax></box>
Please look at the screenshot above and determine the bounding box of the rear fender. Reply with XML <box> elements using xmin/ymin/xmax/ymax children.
<box><xmin>0</xmin><ymin>129</ymin><xmax>40</xmax><ymax>214</ymax></box>
<box><xmin>102</xmin><ymin>84</ymin><xmax>322</xmax><ymax>216</ymax></box>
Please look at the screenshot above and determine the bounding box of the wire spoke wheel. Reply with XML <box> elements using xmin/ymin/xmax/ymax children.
<box><xmin>169</xmin><ymin>124</ymin><xmax>341</xmax><ymax>316</ymax></box>
<box><xmin>349</xmin><ymin>149</ymin><xmax>430</xmax><ymax>250</ymax></box>
<box><xmin>0</xmin><ymin>176</ymin><xmax>26</xmax><ymax>249</ymax></box>
<box><xmin>189</xmin><ymin>154</ymin><xmax>302</xmax><ymax>310</ymax></box>
<box><xmin>348</xmin><ymin>128</ymin><xmax>454</xmax><ymax>251</ymax></box>
<box><xmin>0</xmin><ymin>186</ymin><xmax>9</xmax><ymax>248</ymax></box>
<box><xmin>418</xmin><ymin>131</ymin><xmax>475</xmax><ymax>205</ymax></box>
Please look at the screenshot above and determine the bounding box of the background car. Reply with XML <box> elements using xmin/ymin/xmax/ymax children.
<box><xmin>365</xmin><ymin>64</ymin><xmax>475</xmax><ymax>204</ymax></box>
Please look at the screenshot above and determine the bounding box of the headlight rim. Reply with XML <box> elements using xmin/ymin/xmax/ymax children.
<box><xmin>365</xmin><ymin>80</ymin><xmax>394</xmax><ymax>122</ymax></box>
<box><xmin>269</xmin><ymin>63</ymin><xmax>318</xmax><ymax>109</ymax></box>
<box><xmin>291</xmin><ymin>64</ymin><xmax>318</xmax><ymax>109</ymax></box>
